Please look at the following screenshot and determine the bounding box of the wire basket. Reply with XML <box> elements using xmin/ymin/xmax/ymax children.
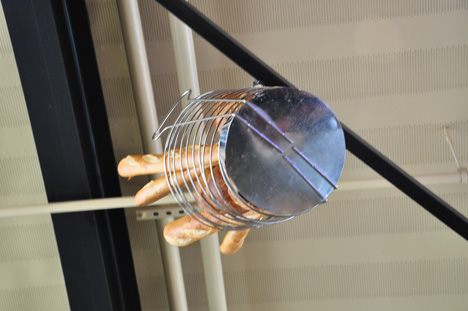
<box><xmin>153</xmin><ymin>87</ymin><xmax>346</xmax><ymax>230</ymax></box>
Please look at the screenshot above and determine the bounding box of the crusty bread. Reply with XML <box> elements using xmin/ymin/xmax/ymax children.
<box><xmin>118</xmin><ymin>143</ymin><xmax>219</xmax><ymax>178</ymax></box>
<box><xmin>134</xmin><ymin>165</ymin><xmax>209</xmax><ymax>207</ymax></box>
<box><xmin>163</xmin><ymin>164</ymin><xmax>262</xmax><ymax>253</ymax></box>
<box><xmin>163</xmin><ymin>210</ymin><xmax>261</xmax><ymax>252</ymax></box>
<box><xmin>219</xmin><ymin>209</ymin><xmax>262</xmax><ymax>254</ymax></box>
<box><xmin>163</xmin><ymin>212</ymin><xmax>219</xmax><ymax>246</ymax></box>
<box><xmin>219</xmin><ymin>229</ymin><xmax>251</xmax><ymax>254</ymax></box>
<box><xmin>196</xmin><ymin>165</ymin><xmax>249</xmax><ymax>215</ymax></box>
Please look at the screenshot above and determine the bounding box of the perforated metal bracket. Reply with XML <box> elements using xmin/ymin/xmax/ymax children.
<box><xmin>135</xmin><ymin>204</ymin><xmax>187</xmax><ymax>221</ymax></box>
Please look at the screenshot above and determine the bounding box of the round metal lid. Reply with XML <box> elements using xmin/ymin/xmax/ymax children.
<box><xmin>220</xmin><ymin>87</ymin><xmax>345</xmax><ymax>217</ymax></box>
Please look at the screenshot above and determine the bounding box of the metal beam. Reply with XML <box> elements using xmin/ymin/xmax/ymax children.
<box><xmin>3</xmin><ymin>0</ymin><xmax>142</xmax><ymax>310</ymax></box>
<box><xmin>152</xmin><ymin>0</ymin><xmax>468</xmax><ymax>241</ymax></box>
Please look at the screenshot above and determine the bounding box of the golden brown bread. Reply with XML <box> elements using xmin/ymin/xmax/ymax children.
<box><xmin>163</xmin><ymin>211</ymin><xmax>219</xmax><ymax>246</ymax></box>
<box><xmin>195</xmin><ymin>165</ymin><xmax>249</xmax><ymax>215</ymax></box>
<box><xmin>163</xmin><ymin>210</ymin><xmax>261</xmax><ymax>252</ymax></box>
<box><xmin>219</xmin><ymin>229</ymin><xmax>251</xmax><ymax>255</ymax></box>
<box><xmin>118</xmin><ymin>143</ymin><xmax>219</xmax><ymax>178</ymax></box>
<box><xmin>219</xmin><ymin>209</ymin><xmax>262</xmax><ymax>254</ymax></box>
<box><xmin>134</xmin><ymin>165</ymin><xmax>209</xmax><ymax>207</ymax></box>
<box><xmin>162</xmin><ymin>164</ymin><xmax>262</xmax><ymax>253</ymax></box>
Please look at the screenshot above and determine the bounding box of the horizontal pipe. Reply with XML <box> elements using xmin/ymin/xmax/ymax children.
<box><xmin>338</xmin><ymin>171</ymin><xmax>467</xmax><ymax>191</ymax></box>
<box><xmin>1</xmin><ymin>170</ymin><xmax>465</xmax><ymax>218</ymax></box>
<box><xmin>0</xmin><ymin>196</ymin><xmax>176</xmax><ymax>218</ymax></box>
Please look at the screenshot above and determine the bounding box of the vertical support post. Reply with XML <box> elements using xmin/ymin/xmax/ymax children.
<box><xmin>116</xmin><ymin>0</ymin><xmax>189</xmax><ymax>310</ymax></box>
<box><xmin>169</xmin><ymin>14</ymin><xmax>227</xmax><ymax>311</ymax></box>
<box><xmin>168</xmin><ymin>9</ymin><xmax>228</xmax><ymax>311</ymax></box>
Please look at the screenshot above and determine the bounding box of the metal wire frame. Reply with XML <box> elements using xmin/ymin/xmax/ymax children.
<box><xmin>153</xmin><ymin>88</ymin><xmax>295</xmax><ymax>230</ymax></box>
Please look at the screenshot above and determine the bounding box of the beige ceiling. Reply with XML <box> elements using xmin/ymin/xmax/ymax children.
<box><xmin>0</xmin><ymin>0</ymin><xmax>466</xmax><ymax>310</ymax></box>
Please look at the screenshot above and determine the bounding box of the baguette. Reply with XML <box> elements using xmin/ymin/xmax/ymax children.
<box><xmin>196</xmin><ymin>165</ymin><xmax>250</xmax><ymax>215</ymax></box>
<box><xmin>163</xmin><ymin>211</ymin><xmax>219</xmax><ymax>246</ymax></box>
<box><xmin>163</xmin><ymin>163</ymin><xmax>262</xmax><ymax>253</ymax></box>
<box><xmin>219</xmin><ymin>229</ymin><xmax>251</xmax><ymax>255</ymax></box>
<box><xmin>118</xmin><ymin>143</ymin><xmax>219</xmax><ymax>178</ymax></box>
<box><xmin>135</xmin><ymin>165</ymin><xmax>209</xmax><ymax>207</ymax></box>
<box><xmin>163</xmin><ymin>210</ymin><xmax>260</xmax><ymax>250</ymax></box>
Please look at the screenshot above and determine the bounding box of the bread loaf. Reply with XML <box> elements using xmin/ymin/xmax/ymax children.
<box><xmin>134</xmin><ymin>165</ymin><xmax>209</xmax><ymax>207</ymax></box>
<box><xmin>195</xmin><ymin>165</ymin><xmax>249</xmax><ymax>215</ymax></box>
<box><xmin>163</xmin><ymin>210</ymin><xmax>260</xmax><ymax>253</ymax></box>
<box><xmin>118</xmin><ymin>143</ymin><xmax>219</xmax><ymax>178</ymax></box>
<box><xmin>163</xmin><ymin>211</ymin><xmax>219</xmax><ymax>246</ymax></box>
<box><xmin>163</xmin><ymin>164</ymin><xmax>263</xmax><ymax>253</ymax></box>
<box><xmin>219</xmin><ymin>229</ymin><xmax>251</xmax><ymax>254</ymax></box>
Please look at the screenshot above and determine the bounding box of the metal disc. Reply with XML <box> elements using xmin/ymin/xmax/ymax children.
<box><xmin>220</xmin><ymin>87</ymin><xmax>345</xmax><ymax>217</ymax></box>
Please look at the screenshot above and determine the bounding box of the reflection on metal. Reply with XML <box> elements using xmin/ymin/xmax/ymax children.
<box><xmin>153</xmin><ymin>87</ymin><xmax>345</xmax><ymax>230</ymax></box>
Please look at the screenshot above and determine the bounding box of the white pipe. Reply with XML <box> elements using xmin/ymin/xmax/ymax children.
<box><xmin>1</xmin><ymin>171</ymin><xmax>465</xmax><ymax>218</ymax></box>
<box><xmin>116</xmin><ymin>0</ymin><xmax>160</xmax><ymax>153</ymax></box>
<box><xmin>168</xmin><ymin>9</ymin><xmax>228</xmax><ymax>311</ymax></box>
<box><xmin>116</xmin><ymin>1</ymin><xmax>188</xmax><ymax>310</ymax></box>
<box><xmin>0</xmin><ymin>196</ymin><xmax>135</xmax><ymax>217</ymax></box>
<box><xmin>0</xmin><ymin>195</ymin><xmax>184</xmax><ymax>218</ymax></box>
<box><xmin>157</xmin><ymin>217</ymin><xmax>189</xmax><ymax>311</ymax></box>
<box><xmin>337</xmin><ymin>171</ymin><xmax>466</xmax><ymax>191</ymax></box>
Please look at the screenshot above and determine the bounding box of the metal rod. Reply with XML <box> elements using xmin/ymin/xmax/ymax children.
<box><xmin>443</xmin><ymin>126</ymin><xmax>462</xmax><ymax>170</ymax></box>
<box><xmin>155</xmin><ymin>0</ymin><xmax>292</xmax><ymax>88</ymax></box>
<box><xmin>283</xmin><ymin>155</ymin><xmax>326</xmax><ymax>202</ymax></box>
<box><xmin>154</xmin><ymin>113</ymin><xmax>235</xmax><ymax>142</ymax></box>
<box><xmin>236</xmin><ymin>115</ymin><xmax>285</xmax><ymax>153</ymax></box>
<box><xmin>152</xmin><ymin>0</ymin><xmax>468</xmax><ymax>242</ymax></box>
<box><xmin>292</xmin><ymin>146</ymin><xmax>338</xmax><ymax>189</ymax></box>
<box><xmin>245</xmin><ymin>102</ymin><xmax>295</xmax><ymax>144</ymax></box>
<box><xmin>153</xmin><ymin>89</ymin><xmax>192</xmax><ymax>141</ymax></box>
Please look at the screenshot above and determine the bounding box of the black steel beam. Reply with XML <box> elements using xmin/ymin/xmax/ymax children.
<box><xmin>153</xmin><ymin>0</ymin><xmax>468</xmax><ymax>241</ymax></box>
<box><xmin>3</xmin><ymin>0</ymin><xmax>141</xmax><ymax>310</ymax></box>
